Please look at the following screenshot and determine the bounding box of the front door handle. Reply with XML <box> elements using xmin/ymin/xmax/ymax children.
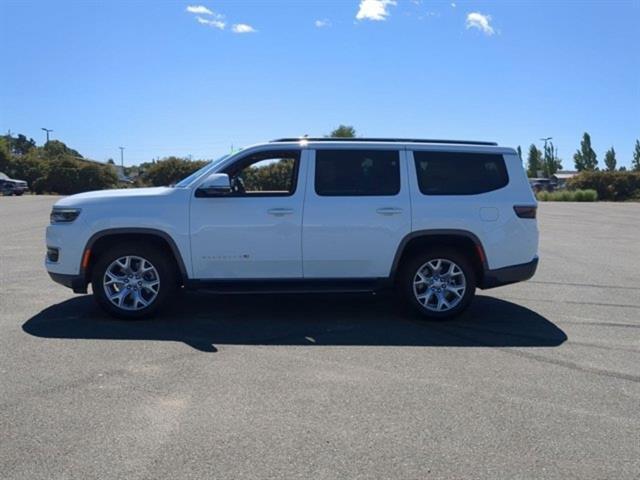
<box><xmin>376</xmin><ymin>207</ymin><xmax>403</xmax><ymax>216</ymax></box>
<box><xmin>267</xmin><ymin>208</ymin><xmax>294</xmax><ymax>216</ymax></box>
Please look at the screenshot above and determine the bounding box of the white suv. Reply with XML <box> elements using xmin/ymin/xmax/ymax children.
<box><xmin>46</xmin><ymin>138</ymin><xmax>539</xmax><ymax>319</ymax></box>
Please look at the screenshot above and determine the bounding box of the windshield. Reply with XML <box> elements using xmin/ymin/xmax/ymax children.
<box><xmin>174</xmin><ymin>154</ymin><xmax>230</xmax><ymax>188</ymax></box>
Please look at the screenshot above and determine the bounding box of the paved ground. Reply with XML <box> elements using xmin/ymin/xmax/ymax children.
<box><xmin>1</xmin><ymin>196</ymin><xmax>639</xmax><ymax>479</ymax></box>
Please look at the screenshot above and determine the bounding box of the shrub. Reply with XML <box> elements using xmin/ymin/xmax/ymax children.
<box><xmin>242</xmin><ymin>159</ymin><xmax>295</xmax><ymax>191</ymax></box>
<box><xmin>573</xmin><ymin>189</ymin><xmax>598</xmax><ymax>202</ymax></box>
<box><xmin>567</xmin><ymin>171</ymin><xmax>640</xmax><ymax>201</ymax></box>
<box><xmin>140</xmin><ymin>157</ymin><xmax>208</xmax><ymax>186</ymax></box>
<box><xmin>558</xmin><ymin>190</ymin><xmax>573</xmax><ymax>201</ymax></box>
<box><xmin>31</xmin><ymin>158</ymin><xmax>117</xmax><ymax>194</ymax></box>
<box><xmin>537</xmin><ymin>191</ymin><xmax>550</xmax><ymax>201</ymax></box>
<box><xmin>536</xmin><ymin>189</ymin><xmax>598</xmax><ymax>202</ymax></box>
<box><xmin>77</xmin><ymin>163</ymin><xmax>118</xmax><ymax>192</ymax></box>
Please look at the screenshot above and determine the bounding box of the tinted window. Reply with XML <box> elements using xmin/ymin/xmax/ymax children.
<box><xmin>315</xmin><ymin>149</ymin><xmax>400</xmax><ymax>196</ymax></box>
<box><xmin>225</xmin><ymin>150</ymin><xmax>300</xmax><ymax>196</ymax></box>
<box><xmin>413</xmin><ymin>151</ymin><xmax>508</xmax><ymax>195</ymax></box>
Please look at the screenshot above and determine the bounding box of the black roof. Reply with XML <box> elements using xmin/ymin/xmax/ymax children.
<box><xmin>271</xmin><ymin>137</ymin><xmax>498</xmax><ymax>146</ymax></box>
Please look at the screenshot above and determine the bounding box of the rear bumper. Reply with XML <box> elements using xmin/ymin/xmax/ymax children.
<box><xmin>48</xmin><ymin>272</ymin><xmax>88</xmax><ymax>294</ymax></box>
<box><xmin>480</xmin><ymin>257</ymin><xmax>538</xmax><ymax>289</ymax></box>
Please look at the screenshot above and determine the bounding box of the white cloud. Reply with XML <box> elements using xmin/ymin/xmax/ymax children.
<box><xmin>186</xmin><ymin>5</ymin><xmax>253</xmax><ymax>34</ymax></box>
<box><xmin>186</xmin><ymin>5</ymin><xmax>213</xmax><ymax>15</ymax></box>
<box><xmin>314</xmin><ymin>19</ymin><xmax>331</xmax><ymax>28</ymax></box>
<box><xmin>187</xmin><ymin>5</ymin><xmax>226</xmax><ymax>30</ymax></box>
<box><xmin>232</xmin><ymin>23</ymin><xmax>256</xmax><ymax>33</ymax></box>
<box><xmin>356</xmin><ymin>0</ymin><xmax>397</xmax><ymax>21</ymax></box>
<box><xmin>196</xmin><ymin>16</ymin><xmax>225</xmax><ymax>29</ymax></box>
<box><xmin>451</xmin><ymin>2</ymin><xmax>456</xmax><ymax>7</ymax></box>
<box><xmin>465</xmin><ymin>12</ymin><xmax>495</xmax><ymax>35</ymax></box>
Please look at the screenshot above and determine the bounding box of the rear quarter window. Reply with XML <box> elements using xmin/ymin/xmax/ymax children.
<box><xmin>413</xmin><ymin>151</ymin><xmax>508</xmax><ymax>195</ymax></box>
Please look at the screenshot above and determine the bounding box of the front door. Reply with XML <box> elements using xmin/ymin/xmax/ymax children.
<box><xmin>190</xmin><ymin>149</ymin><xmax>307</xmax><ymax>279</ymax></box>
<box><xmin>302</xmin><ymin>148</ymin><xmax>411</xmax><ymax>278</ymax></box>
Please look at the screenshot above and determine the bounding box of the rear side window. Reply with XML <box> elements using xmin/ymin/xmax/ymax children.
<box><xmin>315</xmin><ymin>149</ymin><xmax>400</xmax><ymax>196</ymax></box>
<box><xmin>413</xmin><ymin>151</ymin><xmax>508</xmax><ymax>195</ymax></box>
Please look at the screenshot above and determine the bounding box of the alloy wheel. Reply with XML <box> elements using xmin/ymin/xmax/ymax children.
<box><xmin>412</xmin><ymin>258</ymin><xmax>466</xmax><ymax>312</ymax></box>
<box><xmin>103</xmin><ymin>255</ymin><xmax>160</xmax><ymax>311</ymax></box>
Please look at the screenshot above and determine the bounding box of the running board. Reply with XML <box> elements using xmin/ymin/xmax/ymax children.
<box><xmin>184</xmin><ymin>278</ymin><xmax>390</xmax><ymax>294</ymax></box>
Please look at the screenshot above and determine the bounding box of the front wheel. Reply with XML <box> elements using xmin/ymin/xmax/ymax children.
<box><xmin>91</xmin><ymin>243</ymin><xmax>175</xmax><ymax>319</ymax></box>
<box><xmin>399</xmin><ymin>249</ymin><xmax>476</xmax><ymax>320</ymax></box>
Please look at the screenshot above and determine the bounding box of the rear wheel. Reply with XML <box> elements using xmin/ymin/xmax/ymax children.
<box><xmin>399</xmin><ymin>248</ymin><xmax>476</xmax><ymax>320</ymax></box>
<box><xmin>91</xmin><ymin>243</ymin><xmax>175</xmax><ymax>319</ymax></box>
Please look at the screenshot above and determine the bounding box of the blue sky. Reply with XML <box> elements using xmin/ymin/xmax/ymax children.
<box><xmin>1</xmin><ymin>0</ymin><xmax>638</xmax><ymax>168</ymax></box>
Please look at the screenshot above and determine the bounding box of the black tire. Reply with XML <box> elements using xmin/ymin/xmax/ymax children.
<box><xmin>91</xmin><ymin>242</ymin><xmax>176</xmax><ymax>319</ymax></box>
<box><xmin>399</xmin><ymin>248</ymin><xmax>476</xmax><ymax>320</ymax></box>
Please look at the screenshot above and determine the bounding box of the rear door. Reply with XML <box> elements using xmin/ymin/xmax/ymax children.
<box><xmin>302</xmin><ymin>147</ymin><xmax>411</xmax><ymax>278</ymax></box>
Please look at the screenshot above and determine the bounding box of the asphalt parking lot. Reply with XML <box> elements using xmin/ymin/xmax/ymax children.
<box><xmin>1</xmin><ymin>196</ymin><xmax>639</xmax><ymax>479</ymax></box>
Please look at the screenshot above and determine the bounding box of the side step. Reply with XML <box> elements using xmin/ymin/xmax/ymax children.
<box><xmin>184</xmin><ymin>278</ymin><xmax>390</xmax><ymax>294</ymax></box>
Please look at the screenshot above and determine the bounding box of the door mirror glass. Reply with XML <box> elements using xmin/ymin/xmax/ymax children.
<box><xmin>196</xmin><ymin>173</ymin><xmax>232</xmax><ymax>197</ymax></box>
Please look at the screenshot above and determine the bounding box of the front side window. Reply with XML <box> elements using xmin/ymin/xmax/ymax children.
<box><xmin>225</xmin><ymin>150</ymin><xmax>300</xmax><ymax>196</ymax></box>
<box><xmin>315</xmin><ymin>149</ymin><xmax>400</xmax><ymax>196</ymax></box>
<box><xmin>413</xmin><ymin>151</ymin><xmax>508</xmax><ymax>195</ymax></box>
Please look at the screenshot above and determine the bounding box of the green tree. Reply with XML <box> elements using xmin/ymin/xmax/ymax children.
<box><xmin>142</xmin><ymin>157</ymin><xmax>207</xmax><ymax>186</ymax></box>
<box><xmin>573</xmin><ymin>132</ymin><xmax>598</xmax><ymax>171</ymax></box>
<box><xmin>0</xmin><ymin>137</ymin><xmax>12</xmax><ymax>173</ymax></box>
<box><xmin>8</xmin><ymin>133</ymin><xmax>36</xmax><ymax>155</ymax></box>
<box><xmin>542</xmin><ymin>141</ymin><xmax>562</xmax><ymax>177</ymax></box>
<box><xmin>632</xmin><ymin>139</ymin><xmax>640</xmax><ymax>172</ymax></box>
<box><xmin>44</xmin><ymin>140</ymin><xmax>82</xmax><ymax>159</ymax></box>
<box><xmin>327</xmin><ymin>125</ymin><xmax>356</xmax><ymax>138</ymax></box>
<box><xmin>604</xmin><ymin>147</ymin><xmax>617</xmax><ymax>171</ymax></box>
<box><xmin>1</xmin><ymin>132</ymin><xmax>117</xmax><ymax>194</ymax></box>
<box><xmin>2</xmin><ymin>133</ymin><xmax>37</xmax><ymax>155</ymax></box>
<box><xmin>568</xmin><ymin>171</ymin><xmax>640</xmax><ymax>201</ymax></box>
<box><xmin>43</xmin><ymin>158</ymin><xmax>81</xmax><ymax>194</ymax></box>
<box><xmin>77</xmin><ymin>163</ymin><xmax>118</xmax><ymax>192</ymax></box>
<box><xmin>526</xmin><ymin>144</ymin><xmax>542</xmax><ymax>177</ymax></box>
<box><xmin>242</xmin><ymin>159</ymin><xmax>295</xmax><ymax>191</ymax></box>
<box><xmin>10</xmin><ymin>148</ymin><xmax>48</xmax><ymax>186</ymax></box>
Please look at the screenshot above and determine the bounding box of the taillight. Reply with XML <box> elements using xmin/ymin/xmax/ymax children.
<box><xmin>513</xmin><ymin>205</ymin><xmax>537</xmax><ymax>219</ymax></box>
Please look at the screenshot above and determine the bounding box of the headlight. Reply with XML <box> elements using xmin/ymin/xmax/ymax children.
<box><xmin>50</xmin><ymin>207</ymin><xmax>81</xmax><ymax>224</ymax></box>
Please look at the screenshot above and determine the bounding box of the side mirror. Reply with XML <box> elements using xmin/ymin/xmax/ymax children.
<box><xmin>196</xmin><ymin>173</ymin><xmax>232</xmax><ymax>197</ymax></box>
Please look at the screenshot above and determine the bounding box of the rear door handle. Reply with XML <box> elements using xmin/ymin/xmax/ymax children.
<box><xmin>376</xmin><ymin>207</ymin><xmax>403</xmax><ymax>216</ymax></box>
<box><xmin>267</xmin><ymin>208</ymin><xmax>294</xmax><ymax>216</ymax></box>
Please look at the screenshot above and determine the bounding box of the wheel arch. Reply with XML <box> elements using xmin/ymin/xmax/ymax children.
<box><xmin>82</xmin><ymin>228</ymin><xmax>188</xmax><ymax>287</ymax></box>
<box><xmin>390</xmin><ymin>229</ymin><xmax>488</xmax><ymax>283</ymax></box>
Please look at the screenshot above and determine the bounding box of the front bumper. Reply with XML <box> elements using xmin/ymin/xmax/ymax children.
<box><xmin>479</xmin><ymin>256</ymin><xmax>539</xmax><ymax>289</ymax></box>
<box><xmin>48</xmin><ymin>272</ymin><xmax>88</xmax><ymax>294</ymax></box>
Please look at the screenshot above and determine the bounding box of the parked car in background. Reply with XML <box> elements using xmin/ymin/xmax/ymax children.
<box><xmin>0</xmin><ymin>173</ymin><xmax>29</xmax><ymax>196</ymax></box>
<box><xmin>528</xmin><ymin>178</ymin><xmax>556</xmax><ymax>193</ymax></box>
<box><xmin>45</xmin><ymin>138</ymin><xmax>539</xmax><ymax>320</ymax></box>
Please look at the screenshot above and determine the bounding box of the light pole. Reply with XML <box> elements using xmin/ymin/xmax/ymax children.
<box><xmin>119</xmin><ymin>147</ymin><xmax>125</xmax><ymax>168</ymax></box>
<box><xmin>41</xmin><ymin>127</ymin><xmax>53</xmax><ymax>144</ymax></box>
<box><xmin>540</xmin><ymin>137</ymin><xmax>552</xmax><ymax>151</ymax></box>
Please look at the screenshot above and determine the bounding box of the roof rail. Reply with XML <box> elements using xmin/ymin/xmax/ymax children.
<box><xmin>270</xmin><ymin>137</ymin><xmax>498</xmax><ymax>146</ymax></box>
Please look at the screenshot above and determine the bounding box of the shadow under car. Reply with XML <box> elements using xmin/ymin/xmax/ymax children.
<box><xmin>22</xmin><ymin>293</ymin><xmax>567</xmax><ymax>352</ymax></box>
